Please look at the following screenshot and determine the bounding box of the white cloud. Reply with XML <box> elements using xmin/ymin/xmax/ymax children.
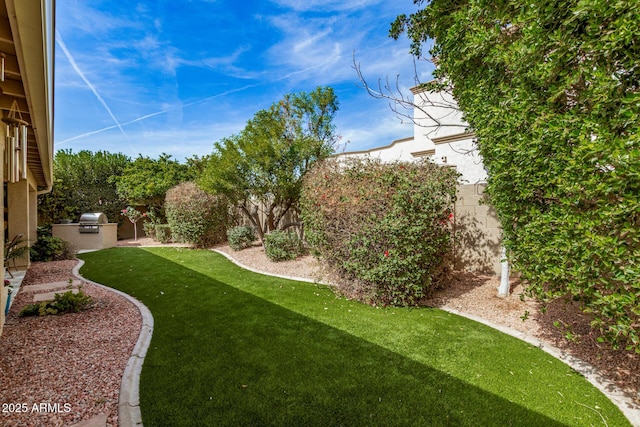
<box><xmin>269</xmin><ymin>0</ymin><xmax>383</xmax><ymax>12</ymax></box>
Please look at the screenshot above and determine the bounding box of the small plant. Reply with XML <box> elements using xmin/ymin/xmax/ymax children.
<box><xmin>155</xmin><ymin>224</ymin><xmax>172</xmax><ymax>243</ymax></box>
<box><xmin>142</xmin><ymin>207</ymin><xmax>160</xmax><ymax>240</ymax></box>
<box><xmin>263</xmin><ymin>230</ymin><xmax>305</xmax><ymax>262</ymax></box>
<box><xmin>227</xmin><ymin>225</ymin><xmax>256</xmax><ymax>251</ymax></box>
<box><xmin>5</xmin><ymin>234</ymin><xmax>29</xmax><ymax>277</ymax></box>
<box><xmin>20</xmin><ymin>282</ymin><xmax>93</xmax><ymax>317</ymax></box>
<box><xmin>30</xmin><ymin>236</ymin><xmax>76</xmax><ymax>262</ymax></box>
<box><xmin>142</xmin><ymin>221</ymin><xmax>156</xmax><ymax>240</ymax></box>
<box><xmin>121</xmin><ymin>206</ymin><xmax>145</xmax><ymax>241</ymax></box>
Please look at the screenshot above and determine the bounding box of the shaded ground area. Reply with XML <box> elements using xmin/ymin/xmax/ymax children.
<box><xmin>215</xmin><ymin>243</ymin><xmax>640</xmax><ymax>406</ymax></box>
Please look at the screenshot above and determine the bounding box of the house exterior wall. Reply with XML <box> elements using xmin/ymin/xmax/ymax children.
<box><xmin>411</xmin><ymin>89</ymin><xmax>487</xmax><ymax>185</ymax></box>
<box><xmin>0</xmin><ymin>129</ymin><xmax>4</xmax><ymax>335</ymax></box>
<box><xmin>7</xmin><ymin>179</ymin><xmax>32</xmax><ymax>268</ymax></box>
<box><xmin>338</xmin><ymin>137</ymin><xmax>425</xmax><ymax>163</ymax></box>
<box><xmin>1</xmin><ymin>0</ymin><xmax>55</xmax><ymax>336</ymax></box>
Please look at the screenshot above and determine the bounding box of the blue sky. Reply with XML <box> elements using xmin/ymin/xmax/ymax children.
<box><xmin>54</xmin><ymin>0</ymin><xmax>433</xmax><ymax>161</ymax></box>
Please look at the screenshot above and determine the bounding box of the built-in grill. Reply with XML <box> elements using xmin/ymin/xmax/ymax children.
<box><xmin>78</xmin><ymin>212</ymin><xmax>108</xmax><ymax>233</ymax></box>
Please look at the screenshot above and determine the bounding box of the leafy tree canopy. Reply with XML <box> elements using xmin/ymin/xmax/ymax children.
<box><xmin>391</xmin><ymin>1</ymin><xmax>640</xmax><ymax>350</ymax></box>
<box><xmin>114</xmin><ymin>153</ymin><xmax>194</xmax><ymax>210</ymax></box>
<box><xmin>38</xmin><ymin>149</ymin><xmax>131</xmax><ymax>224</ymax></box>
<box><xmin>199</xmin><ymin>86</ymin><xmax>339</xmax><ymax>240</ymax></box>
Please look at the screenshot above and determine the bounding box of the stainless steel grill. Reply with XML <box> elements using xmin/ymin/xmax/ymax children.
<box><xmin>78</xmin><ymin>212</ymin><xmax>108</xmax><ymax>233</ymax></box>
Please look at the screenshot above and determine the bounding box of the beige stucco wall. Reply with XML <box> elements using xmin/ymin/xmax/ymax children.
<box><xmin>0</xmin><ymin>282</ymin><xmax>6</xmax><ymax>336</ymax></box>
<box><xmin>453</xmin><ymin>184</ymin><xmax>502</xmax><ymax>275</ymax></box>
<box><xmin>52</xmin><ymin>223</ymin><xmax>118</xmax><ymax>251</ymax></box>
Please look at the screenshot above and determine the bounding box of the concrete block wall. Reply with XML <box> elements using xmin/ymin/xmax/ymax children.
<box><xmin>52</xmin><ymin>223</ymin><xmax>118</xmax><ymax>251</ymax></box>
<box><xmin>453</xmin><ymin>183</ymin><xmax>502</xmax><ymax>275</ymax></box>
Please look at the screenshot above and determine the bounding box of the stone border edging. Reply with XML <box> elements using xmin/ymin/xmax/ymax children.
<box><xmin>441</xmin><ymin>307</ymin><xmax>640</xmax><ymax>427</ymax></box>
<box><xmin>212</xmin><ymin>248</ymin><xmax>640</xmax><ymax>427</ymax></box>
<box><xmin>212</xmin><ymin>248</ymin><xmax>331</xmax><ymax>285</ymax></box>
<box><xmin>73</xmin><ymin>259</ymin><xmax>153</xmax><ymax>427</ymax></box>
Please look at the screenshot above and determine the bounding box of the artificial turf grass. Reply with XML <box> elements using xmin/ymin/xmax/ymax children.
<box><xmin>79</xmin><ymin>247</ymin><xmax>631</xmax><ymax>427</ymax></box>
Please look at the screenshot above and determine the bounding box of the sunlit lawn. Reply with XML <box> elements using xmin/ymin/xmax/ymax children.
<box><xmin>79</xmin><ymin>247</ymin><xmax>630</xmax><ymax>427</ymax></box>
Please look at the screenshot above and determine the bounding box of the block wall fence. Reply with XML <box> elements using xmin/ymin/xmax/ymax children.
<box><xmin>453</xmin><ymin>184</ymin><xmax>502</xmax><ymax>275</ymax></box>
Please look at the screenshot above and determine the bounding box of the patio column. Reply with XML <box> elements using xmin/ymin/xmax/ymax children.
<box><xmin>0</xmin><ymin>125</ymin><xmax>5</xmax><ymax>336</ymax></box>
<box><xmin>29</xmin><ymin>183</ymin><xmax>37</xmax><ymax>245</ymax></box>
<box><xmin>7</xmin><ymin>178</ymin><xmax>31</xmax><ymax>269</ymax></box>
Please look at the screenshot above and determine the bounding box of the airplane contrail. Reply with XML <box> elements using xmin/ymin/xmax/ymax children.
<box><xmin>55</xmin><ymin>30</ymin><xmax>129</xmax><ymax>141</ymax></box>
<box><xmin>58</xmin><ymin>83</ymin><xmax>262</xmax><ymax>144</ymax></box>
<box><xmin>57</xmin><ymin>55</ymin><xmax>330</xmax><ymax>145</ymax></box>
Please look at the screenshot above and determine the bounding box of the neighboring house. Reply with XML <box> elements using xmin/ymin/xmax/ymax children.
<box><xmin>336</xmin><ymin>86</ymin><xmax>501</xmax><ymax>275</ymax></box>
<box><xmin>339</xmin><ymin>89</ymin><xmax>485</xmax><ymax>185</ymax></box>
<box><xmin>0</xmin><ymin>0</ymin><xmax>55</xmax><ymax>335</ymax></box>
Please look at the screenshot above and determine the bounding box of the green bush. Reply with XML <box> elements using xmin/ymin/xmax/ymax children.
<box><xmin>165</xmin><ymin>182</ymin><xmax>233</xmax><ymax>248</ymax></box>
<box><xmin>30</xmin><ymin>236</ymin><xmax>77</xmax><ymax>262</ymax></box>
<box><xmin>142</xmin><ymin>208</ymin><xmax>160</xmax><ymax>240</ymax></box>
<box><xmin>155</xmin><ymin>224</ymin><xmax>172</xmax><ymax>244</ymax></box>
<box><xmin>301</xmin><ymin>158</ymin><xmax>458</xmax><ymax>306</ymax></box>
<box><xmin>392</xmin><ymin>1</ymin><xmax>640</xmax><ymax>351</ymax></box>
<box><xmin>142</xmin><ymin>221</ymin><xmax>156</xmax><ymax>240</ymax></box>
<box><xmin>263</xmin><ymin>230</ymin><xmax>305</xmax><ymax>262</ymax></box>
<box><xmin>227</xmin><ymin>225</ymin><xmax>256</xmax><ymax>251</ymax></box>
<box><xmin>20</xmin><ymin>285</ymin><xmax>93</xmax><ymax>316</ymax></box>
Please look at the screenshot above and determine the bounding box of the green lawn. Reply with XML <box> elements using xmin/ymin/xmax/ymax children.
<box><xmin>79</xmin><ymin>247</ymin><xmax>630</xmax><ymax>427</ymax></box>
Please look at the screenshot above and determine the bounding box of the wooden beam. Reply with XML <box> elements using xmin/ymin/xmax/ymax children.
<box><xmin>0</xmin><ymin>78</ymin><xmax>26</xmax><ymax>98</ymax></box>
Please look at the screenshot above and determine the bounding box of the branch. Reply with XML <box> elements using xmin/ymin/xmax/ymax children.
<box><xmin>352</xmin><ymin>52</ymin><xmax>460</xmax><ymax>136</ymax></box>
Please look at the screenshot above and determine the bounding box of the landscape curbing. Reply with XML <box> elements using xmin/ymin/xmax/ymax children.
<box><xmin>73</xmin><ymin>259</ymin><xmax>153</xmax><ymax>427</ymax></box>
<box><xmin>212</xmin><ymin>248</ymin><xmax>640</xmax><ymax>427</ymax></box>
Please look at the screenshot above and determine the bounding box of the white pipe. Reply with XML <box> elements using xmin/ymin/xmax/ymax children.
<box><xmin>498</xmin><ymin>246</ymin><xmax>510</xmax><ymax>297</ymax></box>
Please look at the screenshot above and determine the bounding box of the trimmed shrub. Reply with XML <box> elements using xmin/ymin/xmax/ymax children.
<box><xmin>263</xmin><ymin>230</ymin><xmax>305</xmax><ymax>262</ymax></box>
<box><xmin>142</xmin><ymin>221</ymin><xmax>156</xmax><ymax>240</ymax></box>
<box><xmin>227</xmin><ymin>225</ymin><xmax>256</xmax><ymax>251</ymax></box>
<box><xmin>301</xmin><ymin>158</ymin><xmax>458</xmax><ymax>306</ymax></box>
<box><xmin>155</xmin><ymin>224</ymin><xmax>172</xmax><ymax>244</ymax></box>
<box><xmin>142</xmin><ymin>208</ymin><xmax>160</xmax><ymax>240</ymax></box>
<box><xmin>165</xmin><ymin>182</ymin><xmax>233</xmax><ymax>248</ymax></box>
<box><xmin>20</xmin><ymin>285</ymin><xmax>93</xmax><ymax>316</ymax></box>
<box><xmin>30</xmin><ymin>236</ymin><xmax>77</xmax><ymax>262</ymax></box>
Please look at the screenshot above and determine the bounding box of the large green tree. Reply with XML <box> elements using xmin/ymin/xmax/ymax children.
<box><xmin>38</xmin><ymin>150</ymin><xmax>131</xmax><ymax>224</ymax></box>
<box><xmin>199</xmin><ymin>86</ymin><xmax>339</xmax><ymax>241</ymax></box>
<box><xmin>391</xmin><ymin>1</ymin><xmax>640</xmax><ymax>350</ymax></box>
<box><xmin>114</xmin><ymin>153</ymin><xmax>194</xmax><ymax>212</ymax></box>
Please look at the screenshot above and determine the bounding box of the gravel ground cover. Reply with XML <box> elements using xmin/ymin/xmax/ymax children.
<box><xmin>0</xmin><ymin>260</ymin><xmax>141</xmax><ymax>427</ymax></box>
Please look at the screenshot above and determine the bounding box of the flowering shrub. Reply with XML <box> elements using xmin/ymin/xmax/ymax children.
<box><xmin>227</xmin><ymin>225</ymin><xmax>257</xmax><ymax>251</ymax></box>
<box><xmin>165</xmin><ymin>182</ymin><xmax>233</xmax><ymax>247</ymax></box>
<box><xmin>301</xmin><ymin>158</ymin><xmax>458</xmax><ymax>306</ymax></box>
<box><xmin>263</xmin><ymin>230</ymin><xmax>305</xmax><ymax>262</ymax></box>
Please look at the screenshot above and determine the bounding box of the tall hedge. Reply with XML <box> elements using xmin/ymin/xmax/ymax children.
<box><xmin>301</xmin><ymin>158</ymin><xmax>458</xmax><ymax>306</ymax></box>
<box><xmin>165</xmin><ymin>182</ymin><xmax>232</xmax><ymax>248</ymax></box>
<box><xmin>391</xmin><ymin>0</ymin><xmax>640</xmax><ymax>351</ymax></box>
